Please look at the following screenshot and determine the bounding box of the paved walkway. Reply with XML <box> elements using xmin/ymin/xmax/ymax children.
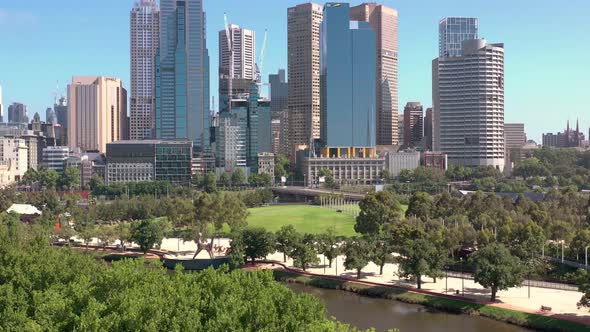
<box><xmin>77</xmin><ymin>236</ymin><xmax>590</xmax><ymax>323</ymax></box>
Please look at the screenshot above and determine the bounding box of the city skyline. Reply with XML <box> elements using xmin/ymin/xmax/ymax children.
<box><xmin>0</xmin><ymin>0</ymin><xmax>589</xmax><ymax>142</ymax></box>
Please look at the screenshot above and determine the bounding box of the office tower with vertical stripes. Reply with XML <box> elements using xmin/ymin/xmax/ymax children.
<box><xmin>130</xmin><ymin>0</ymin><xmax>160</xmax><ymax>140</ymax></box>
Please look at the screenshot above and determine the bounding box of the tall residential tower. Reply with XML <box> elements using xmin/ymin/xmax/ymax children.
<box><xmin>350</xmin><ymin>3</ymin><xmax>399</xmax><ymax>146</ymax></box>
<box><xmin>287</xmin><ymin>3</ymin><xmax>323</xmax><ymax>153</ymax></box>
<box><xmin>130</xmin><ymin>0</ymin><xmax>160</xmax><ymax>140</ymax></box>
<box><xmin>219</xmin><ymin>24</ymin><xmax>256</xmax><ymax>113</ymax></box>
<box><xmin>156</xmin><ymin>0</ymin><xmax>210</xmax><ymax>149</ymax></box>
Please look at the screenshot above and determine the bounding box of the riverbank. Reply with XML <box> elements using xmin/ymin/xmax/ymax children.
<box><xmin>273</xmin><ymin>269</ymin><xmax>590</xmax><ymax>332</ymax></box>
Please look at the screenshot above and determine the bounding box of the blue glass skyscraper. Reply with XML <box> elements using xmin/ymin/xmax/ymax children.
<box><xmin>156</xmin><ymin>0</ymin><xmax>210</xmax><ymax>149</ymax></box>
<box><xmin>320</xmin><ymin>3</ymin><xmax>376</xmax><ymax>148</ymax></box>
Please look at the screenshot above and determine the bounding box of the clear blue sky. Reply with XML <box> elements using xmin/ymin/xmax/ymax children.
<box><xmin>0</xmin><ymin>0</ymin><xmax>588</xmax><ymax>142</ymax></box>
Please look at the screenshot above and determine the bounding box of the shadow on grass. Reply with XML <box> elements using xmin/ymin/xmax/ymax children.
<box><xmin>273</xmin><ymin>269</ymin><xmax>590</xmax><ymax>332</ymax></box>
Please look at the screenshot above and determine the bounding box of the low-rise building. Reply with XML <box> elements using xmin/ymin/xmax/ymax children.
<box><xmin>385</xmin><ymin>150</ymin><xmax>420</xmax><ymax>176</ymax></box>
<box><xmin>42</xmin><ymin>146</ymin><xmax>70</xmax><ymax>172</ymax></box>
<box><xmin>106</xmin><ymin>140</ymin><xmax>192</xmax><ymax>185</ymax></box>
<box><xmin>422</xmin><ymin>152</ymin><xmax>448</xmax><ymax>172</ymax></box>
<box><xmin>257</xmin><ymin>152</ymin><xmax>275</xmax><ymax>179</ymax></box>
<box><xmin>0</xmin><ymin>137</ymin><xmax>28</xmax><ymax>182</ymax></box>
<box><xmin>303</xmin><ymin>147</ymin><xmax>384</xmax><ymax>187</ymax></box>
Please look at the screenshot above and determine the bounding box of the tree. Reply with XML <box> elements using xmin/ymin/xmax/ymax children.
<box><xmin>203</xmin><ymin>171</ymin><xmax>217</xmax><ymax>193</ymax></box>
<box><xmin>319</xmin><ymin>168</ymin><xmax>335</xmax><ymax>189</ymax></box>
<box><xmin>274</xmin><ymin>154</ymin><xmax>289</xmax><ymax>182</ymax></box>
<box><xmin>240</xmin><ymin>227</ymin><xmax>275</xmax><ymax>264</ymax></box>
<box><xmin>96</xmin><ymin>224</ymin><xmax>116</xmax><ymax>249</ymax></box>
<box><xmin>231</xmin><ymin>168</ymin><xmax>246</xmax><ymax>187</ymax></box>
<box><xmin>397</xmin><ymin>236</ymin><xmax>441</xmax><ymax>289</ymax></box>
<box><xmin>21</xmin><ymin>168</ymin><xmax>39</xmax><ymax>186</ymax></box>
<box><xmin>470</xmin><ymin>243</ymin><xmax>525</xmax><ymax>301</ymax></box>
<box><xmin>130</xmin><ymin>220</ymin><xmax>165</xmax><ymax>254</ymax></box>
<box><xmin>355</xmin><ymin>191</ymin><xmax>403</xmax><ymax>235</ymax></box>
<box><xmin>370</xmin><ymin>233</ymin><xmax>395</xmax><ymax>275</ymax></box>
<box><xmin>513</xmin><ymin>157</ymin><xmax>550</xmax><ymax>179</ymax></box>
<box><xmin>275</xmin><ymin>225</ymin><xmax>301</xmax><ymax>262</ymax></box>
<box><xmin>78</xmin><ymin>224</ymin><xmax>96</xmax><ymax>249</ymax></box>
<box><xmin>39</xmin><ymin>169</ymin><xmax>60</xmax><ymax>190</ymax></box>
<box><xmin>406</xmin><ymin>192</ymin><xmax>433</xmax><ymax>221</ymax></box>
<box><xmin>61</xmin><ymin>166</ymin><xmax>81</xmax><ymax>191</ymax></box>
<box><xmin>316</xmin><ymin>227</ymin><xmax>340</xmax><ymax>268</ymax></box>
<box><xmin>343</xmin><ymin>238</ymin><xmax>371</xmax><ymax>279</ymax></box>
<box><xmin>292</xmin><ymin>235</ymin><xmax>320</xmax><ymax>271</ymax></box>
<box><xmin>219</xmin><ymin>172</ymin><xmax>232</xmax><ymax>188</ymax></box>
<box><xmin>114</xmin><ymin>223</ymin><xmax>131</xmax><ymax>250</ymax></box>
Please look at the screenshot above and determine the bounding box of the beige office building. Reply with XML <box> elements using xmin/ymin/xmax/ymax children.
<box><xmin>287</xmin><ymin>3</ymin><xmax>323</xmax><ymax>154</ymax></box>
<box><xmin>350</xmin><ymin>3</ymin><xmax>399</xmax><ymax>146</ymax></box>
<box><xmin>68</xmin><ymin>76</ymin><xmax>128</xmax><ymax>153</ymax></box>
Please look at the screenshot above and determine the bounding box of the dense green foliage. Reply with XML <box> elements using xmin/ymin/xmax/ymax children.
<box><xmin>470</xmin><ymin>243</ymin><xmax>525</xmax><ymax>301</ymax></box>
<box><xmin>0</xmin><ymin>223</ymin><xmax>366</xmax><ymax>331</ymax></box>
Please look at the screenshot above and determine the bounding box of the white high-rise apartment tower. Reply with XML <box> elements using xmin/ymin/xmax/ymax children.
<box><xmin>432</xmin><ymin>38</ymin><xmax>505</xmax><ymax>170</ymax></box>
<box><xmin>130</xmin><ymin>0</ymin><xmax>160</xmax><ymax>140</ymax></box>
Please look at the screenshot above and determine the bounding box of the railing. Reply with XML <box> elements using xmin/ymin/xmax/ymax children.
<box><xmin>444</xmin><ymin>271</ymin><xmax>579</xmax><ymax>292</ymax></box>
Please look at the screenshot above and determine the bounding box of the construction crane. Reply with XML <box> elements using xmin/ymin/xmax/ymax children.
<box><xmin>223</xmin><ymin>12</ymin><xmax>233</xmax><ymax>111</ymax></box>
<box><xmin>256</xmin><ymin>29</ymin><xmax>269</xmax><ymax>96</ymax></box>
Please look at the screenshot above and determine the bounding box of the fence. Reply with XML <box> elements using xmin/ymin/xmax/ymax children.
<box><xmin>445</xmin><ymin>271</ymin><xmax>579</xmax><ymax>292</ymax></box>
<box><xmin>318</xmin><ymin>196</ymin><xmax>359</xmax><ymax>218</ymax></box>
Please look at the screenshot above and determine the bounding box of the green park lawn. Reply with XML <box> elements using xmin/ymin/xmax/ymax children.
<box><xmin>247</xmin><ymin>205</ymin><xmax>358</xmax><ymax>237</ymax></box>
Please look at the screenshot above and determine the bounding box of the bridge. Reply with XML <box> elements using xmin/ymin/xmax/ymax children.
<box><xmin>271</xmin><ymin>186</ymin><xmax>366</xmax><ymax>202</ymax></box>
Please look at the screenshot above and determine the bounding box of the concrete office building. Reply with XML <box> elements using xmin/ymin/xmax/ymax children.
<box><xmin>424</xmin><ymin>108</ymin><xmax>433</xmax><ymax>151</ymax></box>
<box><xmin>505</xmin><ymin>123</ymin><xmax>526</xmax><ymax>149</ymax></box>
<box><xmin>67</xmin><ymin>76</ymin><xmax>127</xmax><ymax>153</ymax></box>
<box><xmin>130</xmin><ymin>0</ymin><xmax>160</xmax><ymax>140</ymax></box>
<box><xmin>303</xmin><ymin>147</ymin><xmax>384</xmax><ymax>187</ymax></box>
<box><xmin>288</xmin><ymin>3</ymin><xmax>323</xmax><ymax>153</ymax></box>
<box><xmin>439</xmin><ymin>17</ymin><xmax>479</xmax><ymax>58</ymax></box>
<box><xmin>7</xmin><ymin>103</ymin><xmax>28</xmax><ymax>124</ymax></box>
<box><xmin>106</xmin><ymin>140</ymin><xmax>192</xmax><ymax>185</ymax></box>
<box><xmin>66</xmin><ymin>152</ymin><xmax>105</xmax><ymax>188</ymax></box>
<box><xmin>156</xmin><ymin>0</ymin><xmax>210</xmax><ymax>149</ymax></box>
<box><xmin>216</xmin><ymin>103</ymin><xmax>248</xmax><ymax>170</ymax></box>
<box><xmin>269</xmin><ymin>69</ymin><xmax>288</xmax><ymax>115</ymax></box>
<box><xmin>432</xmin><ymin>38</ymin><xmax>505</xmax><ymax>170</ymax></box>
<box><xmin>42</xmin><ymin>146</ymin><xmax>70</xmax><ymax>173</ymax></box>
<box><xmin>385</xmin><ymin>150</ymin><xmax>420</xmax><ymax>176</ymax></box>
<box><xmin>321</xmin><ymin>2</ymin><xmax>376</xmax><ymax>147</ymax></box>
<box><xmin>45</xmin><ymin>107</ymin><xmax>57</xmax><ymax>125</ymax></box>
<box><xmin>271</xmin><ymin>119</ymin><xmax>281</xmax><ymax>155</ymax></box>
<box><xmin>403</xmin><ymin>102</ymin><xmax>424</xmax><ymax>148</ymax></box>
<box><xmin>219</xmin><ymin>24</ymin><xmax>255</xmax><ymax>112</ymax></box>
<box><xmin>350</xmin><ymin>3</ymin><xmax>399</xmax><ymax>146</ymax></box>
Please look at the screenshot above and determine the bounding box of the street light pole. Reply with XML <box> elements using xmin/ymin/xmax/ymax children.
<box><xmin>586</xmin><ymin>246</ymin><xmax>589</xmax><ymax>268</ymax></box>
<box><xmin>562</xmin><ymin>241</ymin><xmax>564</xmax><ymax>263</ymax></box>
<box><xmin>460</xmin><ymin>257</ymin><xmax>464</xmax><ymax>296</ymax></box>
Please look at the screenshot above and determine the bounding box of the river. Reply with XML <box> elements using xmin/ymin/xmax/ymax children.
<box><xmin>286</xmin><ymin>283</ymin><xmax>530</xmax><ymax>332</ymax></box>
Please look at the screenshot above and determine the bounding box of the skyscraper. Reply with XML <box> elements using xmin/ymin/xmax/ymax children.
<box><xmin>156</xmin><ymin>0</ymin><xmax>210</xmax><ymax>149</ymax></box>
<box><xmin>7</xmin><ymin>103</ymin><xmax>28</xmax><ymax>124</ymax></box>
<box><xmin>54</xmin><ymin>96</ymin><xmax>67</xmax><ymax>127</ymax></box>
<box><xmin>67</xmin><ymin>76</ymin><xmax>128</xmax><ymax>153</ymax></box>
<box><xmin>433</xmin><ymin>39</ymin><xmax>505</xmax><ymax>169</ymax></box>
<box><xmin>321</xmin><ymin>2</ymin><xmax>376</xmax><ymax>147</ymax></box>
<box><xmin>0</xmin><ymin>85</ymin><xmax>3</xmax><ymax>123</ymax></box>
<box><xmin>403</xmin><ymin>102</ymin><xmax>423</xmax><ymax>148</ymax></box>
<box><xmin>219</xmin><ymin>24</ymin><xmax>256</xmax><ymax>113</ymax></box>
<box><xmin>130</xmin><ymin>0</ymin><xmax>160</xmax><ymax>140</ymax></box>
<box><xmin>350</xmin><ymin>3</ymin><xmax>399</xmax><ymax>146</ymax></box>
<box><xmin>424</xmin><ymin>108</ymin><xmax>433</xmax><ymax>150</ymax></box>
<box><xmin>45</xmin><ymin>107</ymin><xmax>57</xmax><ymax>124</ymax></box>
<box><xmin>438</xmin><ymin>17</ymin><xmax>478</xmax><ymax>58</ymax></box>
<box><xmin>287</xmin><ymin>3</ymin><xmax>323</xmax><ymax>153</ymax></box>
<box><xmin>269</xmin><ymin>69</ymin><xmax>288</xmax><ymax>115</ymax></box>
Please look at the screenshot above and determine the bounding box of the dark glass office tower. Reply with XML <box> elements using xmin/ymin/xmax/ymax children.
<box><xmin>156</xmin><ymin>0</ymin><xmax>210</xmax><ymax>150</ymax></box>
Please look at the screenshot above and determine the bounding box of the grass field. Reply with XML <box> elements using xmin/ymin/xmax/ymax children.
<box><xmin>247</xmin><ymin>205</ymin><xmax>358</xmax><ymax>237</ymax></box>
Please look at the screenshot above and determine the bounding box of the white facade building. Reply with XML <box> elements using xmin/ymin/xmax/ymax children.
<box><xmin>433</xmin><ymin>39</ymin><xmax>505</xmax><ymax>170</ymax></box>
<box><xmin>42</xmin><ymin>146</ymin><xmax>70</xmax><ymax>172</ymax></box>
<box><xmin>0</xmin><ymin>137</ymin><xmax>28</xmax><ymax>183</ymax></box>
<box><xmin>130</xmin><ymin>0</ymin><xmax>160</xmax><ymax>140</ymax></box>
<box><xmin>386</xmin><ymin>151</ymin><xmax>421</xmax><ymax>176</ymax></box>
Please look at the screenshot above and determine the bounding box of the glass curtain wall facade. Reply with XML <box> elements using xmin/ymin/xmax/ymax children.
<box><xmin>321</xmin><ymin>3</ymin><xmax>376</xmax><ymax>147</ymax></box>
<box><xmin>438</xmin><ymin>17</ymin><xmax>478</xmax><ymax>58</ymax></box>
<box><xmin>156</xmin><ymin>0</ymin><xmax>210</xmax><ymax>149</ymax></box>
